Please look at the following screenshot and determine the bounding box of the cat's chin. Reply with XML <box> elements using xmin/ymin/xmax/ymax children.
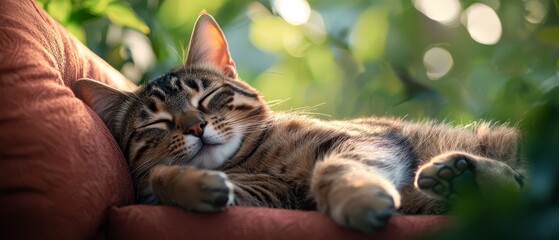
<box><xmin>190</xmin><ymin>134</ymin><xmax>243</xmax><ymax>169</ymax></box>
<box><xmin>190</xmin><ymin>144</ymin><xmax>229</xmax><ymax>169</ymax></box>
<box><xmin>197</xmin><ymin>144</ymin><xmax>220</xmax><ymax>157</ymax></box>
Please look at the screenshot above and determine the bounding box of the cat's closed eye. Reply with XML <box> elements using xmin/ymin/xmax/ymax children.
<box><xmin>200</xmin><ymin>88</ymin><xmax>235</xmax><ymax>112</ymax></box>
<box><xmin>138</xmin><ymin>119</ymin><xmax>173</xmax><ymax>129</ymax></box>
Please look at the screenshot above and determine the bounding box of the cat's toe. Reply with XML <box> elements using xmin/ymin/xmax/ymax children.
<box><xmin>417</xmin><ymin>176</ymin><xmax>451</xmax><ymax>198</ymax></box>
<box><xmin>437</xmin><ymin>167</ymin><xmax>454</xmax><ymax>180</ymax></box>
<box><xmin>334</xmin><ymin>188</ymin><xmax>396</xmax><ymax>234</ymax></box>
<box><xmin>415</xmin><ymin>153</ymin><xmax>476</xmax><ymax>200</ymax></box>
<box><xmin>455</xmin><ymin>158</ymin><xmax>469</xmax><ymax>170</ymax></box>
<box><xmin>347</xmin><ymin>208</ymin><xmax>395</xmax><ymax>234</ymax></box>
<box><xmin>197</xmin><ymin>172</ymin><xmax>235</xmax><ymax>210</ymax></box>
<box><xmin>417</xmin><ymin>177</ymin><xmax>437</xmax><ymax>188</ymax></box>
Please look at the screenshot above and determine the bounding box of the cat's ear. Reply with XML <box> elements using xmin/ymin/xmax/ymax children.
<box><xmin>186</xmin><ymin>12</ymin><xmax>237</xmax><ymax>78</ymax></box>
<box><xmin>73</xmin><ymin>78</ymin><xmax>128</xmax><ymax>133</ymax></box>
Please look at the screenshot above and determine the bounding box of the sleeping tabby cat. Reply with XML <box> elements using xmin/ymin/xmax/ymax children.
<box><xmin>74</xmin><ymin>13</ymin><xmax>526</xmax><ymax>233</ymax></box>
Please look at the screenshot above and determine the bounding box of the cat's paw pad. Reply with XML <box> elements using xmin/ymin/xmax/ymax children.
<box><xmin>415</xmin><ymin>153</ymin><xmax>477</xmax><ymax>200</ymax></box>
<box><xmin>333</xmin><ymin>187</ymin><xmax>396</xmax><ymax>234</ymax></box>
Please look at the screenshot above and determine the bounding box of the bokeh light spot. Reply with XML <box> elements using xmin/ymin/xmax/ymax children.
<box><xmin>414</xmin><ymin>0</ymin><xmax>461</xmax><ymax>25</ymax></box>
<box><xmin>123</xmin><ymin>30</ymin><xmax>155</xmax><ymax>72</ymax></box>
<box><xmin>525</xmin><ymin>0</ymin><xmax>547</xmax><ymax>24</ymax></box>
<box><xmin>423</xmin><ymin>47</ymin><xmax>454</xmax><ymax>80</ymax></box>
<box><xmin>274</xmin><ymin>0</ymin><xmax>311</xmax><ymax>26</ymax></box>
<box><xmin>283</xmin><ymin>27</ymin><xmax>308</xmax><ymax>57</ymax></box>
<box><xmin>304</xmin><ymin>11</ymin><xmax>327</xmax><ymax>44</ymax></box>
<box><xmin>464</xmin><ymin>3</ymin><xmax>502</xmax><ymax>45</ymax></box>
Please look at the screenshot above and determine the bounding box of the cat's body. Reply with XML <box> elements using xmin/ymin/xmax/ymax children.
<box><xmin>74</xmin><ymin>13</ymin><xmax>525</xmax><ymax>233</ymax></box>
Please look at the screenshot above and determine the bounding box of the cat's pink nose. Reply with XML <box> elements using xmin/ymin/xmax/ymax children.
<box><xmin>187</xmin><ymin>122</ymin><xmax>205</xmax><ymax>138</ymax></box>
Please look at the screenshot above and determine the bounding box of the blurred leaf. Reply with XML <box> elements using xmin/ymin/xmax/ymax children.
<box><xmin>47</xmin><ymin>0</ymin><xmax>72</xmax><ymax>23</ymax></box>
<box><xmin>537</xmin><ymin>27</ymin><xmax>559</xmax><ymax>46</ymax></box>
<box><xmin>106</xmin><ymin>1</ymin><xmax>151</xmax><ymax>34</ymax></box>
<box><xmin>157</xmin><ymin>0</ymin><xmax>223</xmax><ymax>29</ymax></box>
<box><xmin>256</xmin><ymin>0</ymin><xmax>273</xmax><ymax>12</ymax></box>
<box><xmin>65</xmin><ymin>21</ymin><xmax>86</xmax><ymax>42</ymax></box>
<box><xmin>215</xmin><ymin>1</ymin><xmax>250</xmax><ymax>25</ymax></box>
<box><xmin>250</xmin><ymin>15</ymin><xmax>294</xmax><ymax>52</ymax></box>
<box><xmin>255</xmin><ymin>66</ymin><xmax>298</xmax><ymax>102</ymax></box>
<box><xmin>350</xmin><ymin>6</ymin><xmax>389</xmax><ymax>63</ymax></box>
<box><xmin>36</xmin><ymin>0</ymin><xmax>46</xmax><ymax>9</ymax></box>
<box><xmin>68</xmin><ymin>9</ymin><xmax>99</xmax><ymax>23</ymax></box>
<box><xmin>305</xmin><ymin>46</ymin><xmax>341</xmax><ymax>83</ymax></box>
<box><xmin>491</xmin><ymin>77</ymin><xmax>540</xmax><ymax>122</ymax></box>
<box><xmin>83</xmin><ymin>0</ymin><xmax>112</xmax><ymax>14</ymax></box>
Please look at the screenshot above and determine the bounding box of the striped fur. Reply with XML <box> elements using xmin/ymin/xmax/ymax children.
<box><xmin>73</xmin><ymin>13</ymin><xmax>526</xmax><ymax>233</ymax></box>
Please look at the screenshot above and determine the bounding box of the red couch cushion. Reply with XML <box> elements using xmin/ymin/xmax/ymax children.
<box><xmin>0</xmin><ymin>0</ymin><xmax>135</xmax><ymax>239</ymax></box>
<box><xmin>108</xmin><ymin>205</ymin><xmax>450</xmax><ymax>240</ymax></box>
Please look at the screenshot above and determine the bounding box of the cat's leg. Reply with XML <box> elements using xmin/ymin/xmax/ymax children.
<box><xmin>415</xmin><ymin>151</ymin><xmax>524</xmax><ymax>200</ymax></box>
<box><xmin>224</xmin><ymin>173</ymin><xmax>299</xmax><ymax>208</ymax></box>
<box><xmin>149</xmin><ymin>165</ymin><xmax>234</xmax><ymax>212</ymax></box>
<box><xmin>310</xmin><ymin>154</ymin><xmax>402</xmax><ymax>234</ymax></box>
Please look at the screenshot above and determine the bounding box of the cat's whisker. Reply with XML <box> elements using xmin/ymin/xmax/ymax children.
<box><xmin>168</xmin><ymin>43</ymin><xmax>186</xmax><ymax>66</ymax></box>
<box><xmin>281</xmin><ymin>103</ymin><xmax>331</xmax><ymax>118</ymax></box>
<box><xmin>129</xmin><ymin>158</ymin><xmax>160</xmax><ymax>177</ymax></box>
<box><xmin>291</xmin><ymin>111</ymin><xmax>332</xmax><ymax>118</ymax></box>
<box><xmin>266</xmin><ymin>98</ymin><xmax>291</xmax><ymax>108</ymax></box>
<box><xmin>167</xmin><ymin>152</ymin><xmax>189</xmax><ymax>166</ymax></box>
<box><xmin>286</xmin><ymin>103</ymin><xmax>325</xmax><ymax>111</ymax></box>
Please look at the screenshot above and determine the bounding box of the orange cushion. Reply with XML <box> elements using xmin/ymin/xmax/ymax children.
<box><xmin>0</xmin><ymin>0</ymin><xmax>134</xmax><ymax>239</ymax></box>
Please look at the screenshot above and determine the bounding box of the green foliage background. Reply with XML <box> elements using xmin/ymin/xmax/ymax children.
<box><xmin>39</xmin><ymin>0</ymin><xmax>559</xmax><ymax>238</ymax></box>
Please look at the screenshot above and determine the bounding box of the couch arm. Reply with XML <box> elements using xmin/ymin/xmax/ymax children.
<box><xmin>0</xmin><ymin>0</ymin><xmax>134</xmax><ymax>239</ymax></box>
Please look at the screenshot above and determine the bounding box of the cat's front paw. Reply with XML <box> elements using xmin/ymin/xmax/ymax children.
<box><xmin>330</xmin><ymin>186</ymin><xmax>397</xmax><ymax>234</ymax></box>
<box><xmin>415</xmin><ymin>153</ymin><xmax>475</xmax><ymax>200</ymax></box>
<box><xmin>150</xmin><ymin>165</ymin><xmax>234</xmax><ymax>212</ymax></box>
<box><xmin>415</xmin><ymin>152</ymin><xmax>524</xmax><ymax>201</ymax></box>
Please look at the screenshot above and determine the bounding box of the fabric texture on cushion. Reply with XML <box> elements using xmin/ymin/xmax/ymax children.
<box><xmin>0</xmin><ymin>0</ymin><xmax>135</xmax><ymax>239</ymax></box>
<box><xmin>108</xmin><ymin>205</ymin><xmax>451</xmax><ymax>240</ymax></box>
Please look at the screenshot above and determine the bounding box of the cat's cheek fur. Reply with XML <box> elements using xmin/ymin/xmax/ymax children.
<box><xmin>183</xmin><ymin>135</ymin><xmax>203</xmax><ymax>160</ymax></box>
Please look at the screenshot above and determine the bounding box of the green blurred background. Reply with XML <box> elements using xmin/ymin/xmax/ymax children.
<box><xmin>38</xmin><ymin>0</ymin><xmax>559</xmax><ymax>238</ymax></box>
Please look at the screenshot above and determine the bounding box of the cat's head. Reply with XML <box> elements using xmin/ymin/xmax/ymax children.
<box><xmin>74</xmin><ymin>13</ymin><xmax>269</xmax><ymax>173</ymax></box>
